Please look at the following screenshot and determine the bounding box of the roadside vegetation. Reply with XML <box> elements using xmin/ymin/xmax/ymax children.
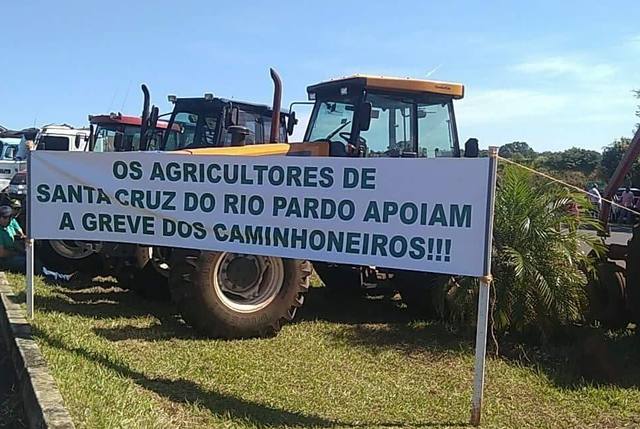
<box><xmin>440</xmin><ymin>165</ymin><xmax>604</xmax><ymax>342</ymax></box>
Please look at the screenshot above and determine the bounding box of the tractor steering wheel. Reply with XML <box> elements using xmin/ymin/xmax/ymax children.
<box><xmin>338</xmin><ymin>131</ymin><xmax>367</xmax><ymax>147</ymax></box>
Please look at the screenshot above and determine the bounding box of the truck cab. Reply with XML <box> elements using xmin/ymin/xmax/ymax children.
<box><xmin>33</xmin><ymin>124</ymin><xmax>90</xmax><ymax>153</ymax></box>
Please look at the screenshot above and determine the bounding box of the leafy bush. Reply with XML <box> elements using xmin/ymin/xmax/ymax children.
<box><xmin>440</xmin><ymin>165</ymin><xmax>603</xmax><ymax>340</ymax></box>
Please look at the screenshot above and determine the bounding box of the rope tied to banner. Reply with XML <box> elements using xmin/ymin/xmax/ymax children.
<box><xmin>496</xmin><ymin>155</ymin><xmax>640</xmax><ymax>217</ymax></box>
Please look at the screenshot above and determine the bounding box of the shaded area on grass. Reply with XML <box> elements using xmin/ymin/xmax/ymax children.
<box><xmin>300</xmin><ymin>286</ymin><xmax>640</xmax><ymax>390</ymax></box>
<box><xmin>34</xmin><ymin>328</ymin><xmax>340</xmax><ymax>428</ymax></box>
<box><xmin>498</xmin><ymin>327</ymin><xmax>640</xmax><ymax>389</ymax></box>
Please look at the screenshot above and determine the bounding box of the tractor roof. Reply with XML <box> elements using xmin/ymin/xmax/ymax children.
<box><xmin>307</xmin><ymin>75</ymin><xmax>464</xmax><ymax>99</ymax></box>
<box><xmin>173</xmin><ymin>97</ymin><xmax>289</xmax><ymax>114</ymax></box>
<box><xmin>88</xmin><ymin>113</ymin><xmax>174</xmax><ymax>130</ymax></box>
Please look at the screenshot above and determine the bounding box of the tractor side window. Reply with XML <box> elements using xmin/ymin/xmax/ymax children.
<box><xmin>262</xmin><ymin>116</ymin><xmax>288</xmax><ymax>143</ymax></box>
<box><xmin>223</xmin><ymin>111</ymin><xmax>259</xmax><ymax>146</ymax></box>
<box><xmin>122</xmin><ymin>126</ymin><xmax>142</xmax><ymax>151</ymax></box>
<box><xmin>361</xmin><ymin>94</ymin><xmax>413</xmax><ymax>157</ymax></box>
<box><xmin>417</xmin><ymin>102</ymin><xmax>454</xmax><ymax>157</ymax></box>
<box><xmin>307</xmin><ymin>101</ymin><xmax>356</xmax><ymax>142</ymax></box>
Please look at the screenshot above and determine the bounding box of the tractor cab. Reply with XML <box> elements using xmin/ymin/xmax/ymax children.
<box><xmin>160</xmin><ymin>96</ymin><xmax>291</xmax><ymax>151</ymax></box>
<box><xmin>303</xmin><ymin>75</ymin><xmax>472</xmax><ymax>158</ymax></box>
<box><xmin>89</xmin><ymin>113</ymin><xmax>177</xmax><ymax>152</ymax></box>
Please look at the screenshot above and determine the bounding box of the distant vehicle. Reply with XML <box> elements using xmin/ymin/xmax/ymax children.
<box><xmin>0</xmin><ymin>138</ymin><xmax>24</xmax><ymax>189</ymax></box>
<box><xmin>3</xmin><ymin>124</ymin><xmax>90</xmax><ymax>204</ymax></box>
<box><xmin>614</xmin><ymin>187</ymin><xmax>640</xmax><ymax>204</ymax></box>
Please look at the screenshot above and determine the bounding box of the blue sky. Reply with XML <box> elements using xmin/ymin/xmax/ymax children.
<box><xmin>1</xmin><ymin>1</ymin><xmax>638</xmax><ymax>152</ymax></box>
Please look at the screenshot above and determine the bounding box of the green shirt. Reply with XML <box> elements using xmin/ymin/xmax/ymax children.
<box><xmin>7</xmin><ymin>219</ymin><xmax>22</xmax><ymax>237</ymax></box>
<box><xmin>6</xmin><ymin>219</ymin><xmax>22</xmax><ymax>237</ymax></box>
<box><xmin>0</xmin><ymin>224</ymin><xmax>16</xmax><ymax>252</ymax></box>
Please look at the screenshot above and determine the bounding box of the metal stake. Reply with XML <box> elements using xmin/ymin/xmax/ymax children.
<box><xmin>470</xmin><ymin>146</ymin><xmax>498</xmax><ymax>426</ymax></box>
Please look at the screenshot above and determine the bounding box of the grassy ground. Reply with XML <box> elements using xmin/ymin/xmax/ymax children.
<box><xmin>5</xmin><ymin>272</ymin><xmax>640</xmax><ymax>429</ymax></box>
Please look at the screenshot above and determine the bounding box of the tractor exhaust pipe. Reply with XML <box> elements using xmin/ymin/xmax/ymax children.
<box><xmin>269</xmin><ymin>68</ymin><xmax>282</xmax><ymax>143</ymax></box>
<box><xmin>140</xmin><ymin>84</ymin><xmax>151</xmax><ymax>149</ymax></box>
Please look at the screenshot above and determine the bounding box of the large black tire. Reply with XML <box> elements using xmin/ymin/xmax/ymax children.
<box><xmin>586</xmin><ymin>262</ymin><xmax>628</xmax><ymax>330</ymax></box>
<box><xmin>169</xmin><ymin>250</ymin><xmax>311</xmax><ymax>338</ymax></box>
<box><xmin>36</xmin><ymin>240</ymin><xmax>102</xmax><ymax>275</ymax></box>
<box><xmin>312</xmin><ymin>262</ymin><xmax>361</xmax><ymax>294</ymax></box>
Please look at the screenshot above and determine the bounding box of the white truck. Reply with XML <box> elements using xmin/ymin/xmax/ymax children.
<box><xmin>5</xmin><ymin>124</ymin><xmax>90</xmax><ymax>201</ymax></box>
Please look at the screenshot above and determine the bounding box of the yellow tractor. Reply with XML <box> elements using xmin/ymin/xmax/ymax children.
<box><xmin>153</xmin><ymin>69</ymin><xmax>477</xmax><ymax>338</ymax></box>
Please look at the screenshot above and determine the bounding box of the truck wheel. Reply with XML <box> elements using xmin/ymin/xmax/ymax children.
<box><xmin>312</xmin><ymin>262</ymin><xmax>361</xmax><ymax>294</ymax></box>
<box><xmin>169</xmin><ymin>250</ymin><xmax>311</xmax><ymax>338</ymax></box>
<box><xmin>586</xmin><ymin>262</ymin><xmax>628</xmax><ymax>330</ymax></box>
<box><xmin>37</xmin><ymin>240</ymin><xmax>101</xmax><ymax>275</ymax></box>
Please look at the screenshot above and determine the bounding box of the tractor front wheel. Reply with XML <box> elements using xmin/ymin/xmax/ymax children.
<box><xmin>169</xmin><ymin>250</ymin><xmax>311</xmax><ymax>338</ymax></box>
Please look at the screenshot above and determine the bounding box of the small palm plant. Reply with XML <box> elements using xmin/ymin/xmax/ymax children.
<box><xmin>442</xmin><ymin>165</ymin><xmax>603</xmax><ymax>340</ymax></box>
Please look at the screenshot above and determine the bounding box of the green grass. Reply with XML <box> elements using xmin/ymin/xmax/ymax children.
<box><xmin>5</xmin><ymin>272</ymin><xmax>640</xmax><ymax>428</ymax></box>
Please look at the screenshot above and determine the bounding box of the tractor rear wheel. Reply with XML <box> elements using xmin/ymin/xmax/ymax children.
<box><xmin>169</xmin><ymin>250</ymin><xmax>311</xmax><ymax>338</ymax></box>
<box><xmin>586</xmin><ymin>261</ymin><xmax>628</xmax><ymax>330</ymax></box>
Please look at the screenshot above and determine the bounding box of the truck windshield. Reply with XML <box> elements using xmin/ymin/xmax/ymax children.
<box><xmin>38</xmin><ymin>136</ymin><xmax>70</xmax><ymax>151</ymax></box>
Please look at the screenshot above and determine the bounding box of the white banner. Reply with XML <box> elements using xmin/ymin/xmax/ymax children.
<box><xmin>30</xmin><ymin>151</ymin><xmax>492</xmax><ymax>276</ymax></box>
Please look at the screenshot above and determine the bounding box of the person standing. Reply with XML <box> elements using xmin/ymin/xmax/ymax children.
<box><xmin>621</xmin><ymin>187</ymin><xmax>636</xmax><ymax>224</ymax></box>
<box><xmin>588</xmin><ymin>184</ymin><xmax>602</xmax><ymax>217</ymax></box>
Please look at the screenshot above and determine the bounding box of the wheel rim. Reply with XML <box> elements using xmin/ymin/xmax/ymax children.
<box><xmin>212</xmin><ymin>253</ymin><xmax>284</xmax><ymax>313</ymax></box>
<box><xmin>50</xmin><ymin>240</ymin><xmax>100</xmax><ymax>260</ymax></box>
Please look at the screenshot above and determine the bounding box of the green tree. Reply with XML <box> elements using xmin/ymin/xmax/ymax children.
<box><xmin>498</xmin><ymin>141</ymin><xmax>536</xmax><ymax>160</ymax></box>
<box><xmin>537</xmin><ymin>147</ymin><xmax>602</xmax><ymax>175</ymax></box>
<box><xmin>601</xmin><ymin>137</ymin><xmax>640</xmax><ymax>187</ymax></box>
